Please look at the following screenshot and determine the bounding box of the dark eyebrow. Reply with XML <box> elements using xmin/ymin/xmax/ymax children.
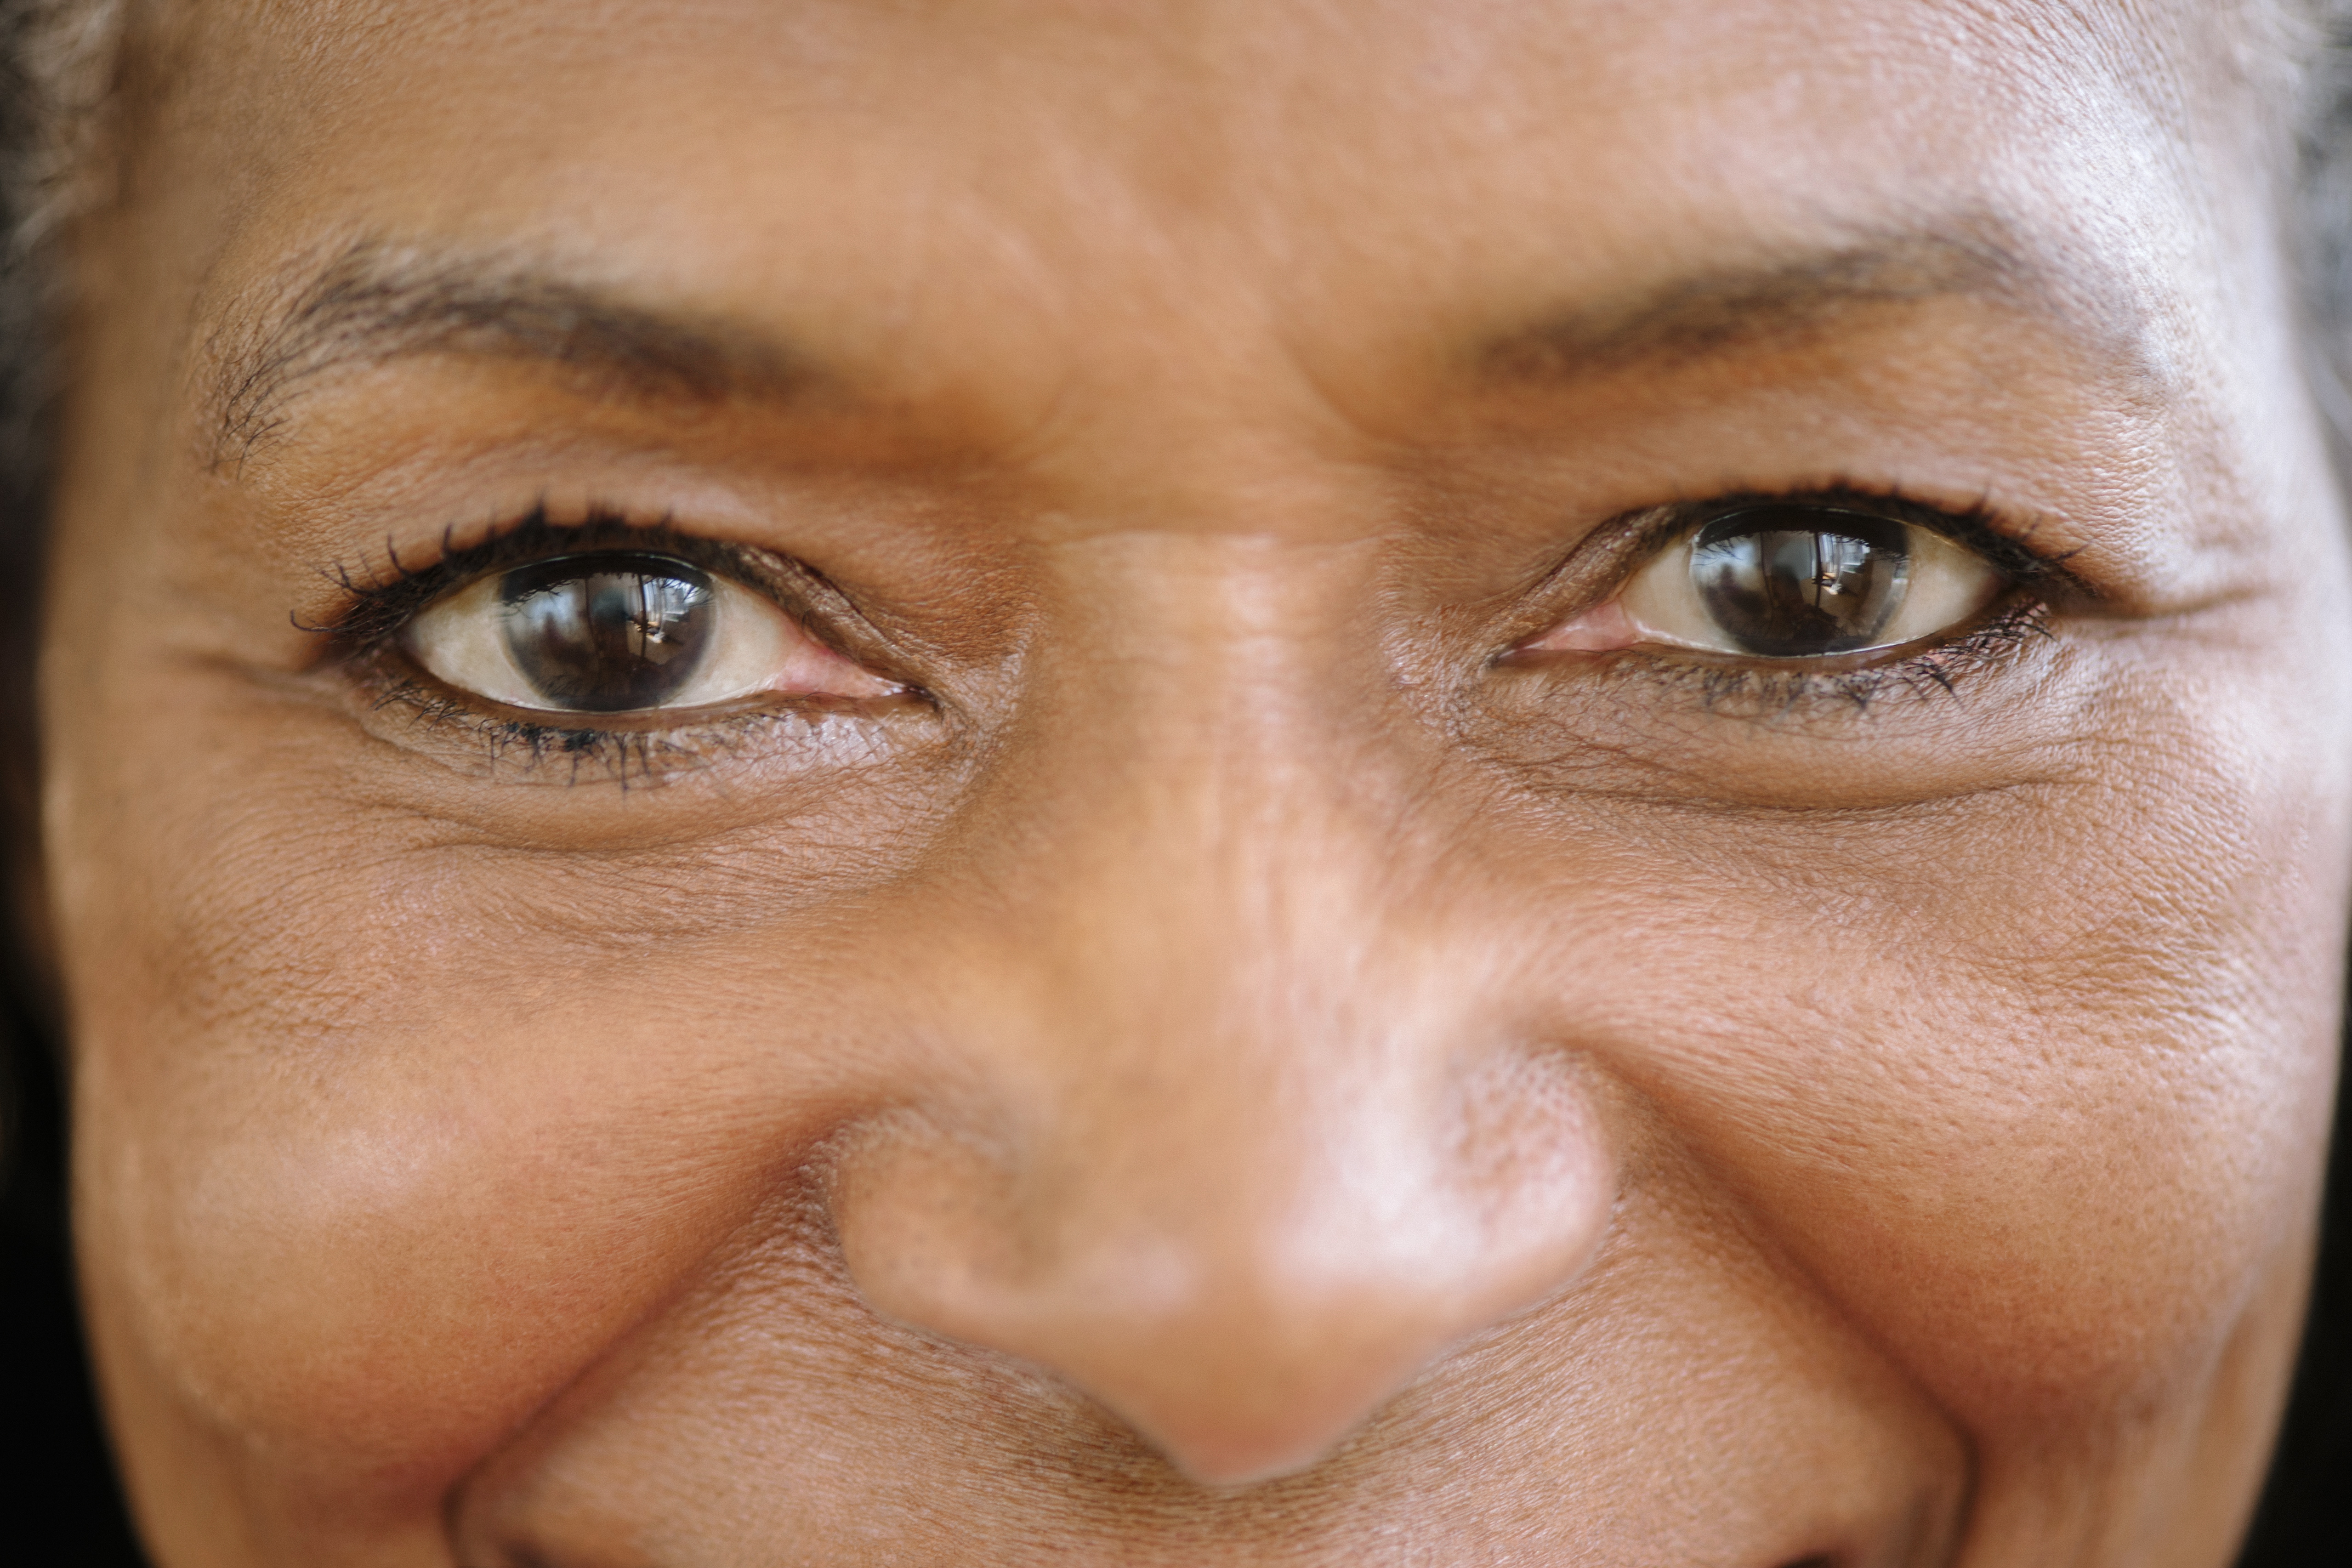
<box><xmin>210</xmin><ymin>221</ymin><xmax>2137</xmax><ymax>466</ymax></box>
<box><xmin>207</xmin><ymin>239</ymin><xmax>818</xmax><ymax>466</ymax></box>
<box><xmin>1475</xmin><ymin>222</ymin><xmax>2095</xmax><ymax>381</ymax></box>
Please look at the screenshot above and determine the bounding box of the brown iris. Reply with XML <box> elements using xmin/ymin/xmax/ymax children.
<box><xmin>497</xmin><ymin>553</ymin><xmax>716</xmax><ymax>711</ymax></box>
<box><xmin>1688</xmin><ymin>508</ymin><xmax>1913</xmax><ymax>656</ymax></box>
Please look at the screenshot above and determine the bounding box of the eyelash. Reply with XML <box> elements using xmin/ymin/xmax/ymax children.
<box><xmin>319</xmin><ymin>505</ymin><xmax>877</xmax><ymax>781</ymax></box>
<box><xmin>1620</xmin><ymin>485</ymin><xmax>2075</xmax><ymax>585</ymax></box>
<box><xmin>317</xmin><ymin>505</ymin><xmax>755</xmax><ymax>644</ymax></box>
<box><xmin>1594</xmin><ymin>601</ymin><xmax>2059</xmax><ymax>716</ymax></box>
<box><xmin>320</xmin><ymin>484</ymin><xmax>2070</xmax><ymax>775</ymax></box>
<box><xmin>1538</xmin><ymin>483</ymin><xmax>2075</xmax><ymax>713</ymax></box>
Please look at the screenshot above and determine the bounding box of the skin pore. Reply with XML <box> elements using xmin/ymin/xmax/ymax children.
<box><xmin>38</xmin><ymin>0</ymin><xmax>2352</xmax><ymax>1563</ymax></box>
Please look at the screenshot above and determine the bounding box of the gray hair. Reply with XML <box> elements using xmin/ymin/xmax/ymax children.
<box><xmin>0</xmin><ymin>0</ymin><xmax>122</xmax><ymax>487</ymax></box>
<box><xmin>2298</xmin><ymin>2</ymin><xmax>2352</xmax><ymax>448</ymax></box>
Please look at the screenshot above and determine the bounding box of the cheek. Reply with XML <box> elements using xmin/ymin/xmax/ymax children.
<box><xmin>71</xmin><ymin>955</ymin><xmax>778</xmax><ymax>1500</ymax></box>
<box><xmin>1595</xmin><ymin>648</ymin><xmax>2350</xmax><ymax>1424</ymax></box>
<box><xmin>59</xmin><ymin>784</ymin><xmax>881</xmax><ymax>1498</ymax></box>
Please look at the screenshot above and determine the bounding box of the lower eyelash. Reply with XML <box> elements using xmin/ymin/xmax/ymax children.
<box><xmin>361</xmin><ymin>668</ymin><xmax>898</xmax><ymax>787</ymax></box>
<box><xmin>1613</xmin><ymin>601</ymin><xmax>2057</xmax><ymax>716</ymax></box>
<box><xmin>367</xmin><ymin>675</ymin><xmax>717</xmax><ymax>785</ymax></box>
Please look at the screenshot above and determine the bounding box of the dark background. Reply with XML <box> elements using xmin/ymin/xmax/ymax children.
<box><xmin>3</xmin><ymin>996</ymin><xmax>2346</xmax><ymax>1564</ymax></box>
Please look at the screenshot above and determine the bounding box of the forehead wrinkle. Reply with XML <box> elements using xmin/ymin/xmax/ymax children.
<box><xmin>200</xmin><ymin>237</ymin><xmax>819</xmax><ymax>472</ymax></box>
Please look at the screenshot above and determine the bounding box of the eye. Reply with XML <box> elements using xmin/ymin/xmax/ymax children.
<box><xmin>401</xmin><ymin>551</ymin><xmax>896</xmax><ymax>713</ymax></box>
<box><xmin>1530</xmin><ymin>505</ymin><xmax>2007</xmax><ymax>660</ymax></box>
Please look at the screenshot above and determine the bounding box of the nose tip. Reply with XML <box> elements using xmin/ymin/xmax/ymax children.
<box><xmin>833</xmin><ymin>1053</ymin><xmax>1617</xmax><ymax>1485</ymax></box>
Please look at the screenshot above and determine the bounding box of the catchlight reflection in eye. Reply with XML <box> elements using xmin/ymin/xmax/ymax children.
<box><xmin>402</xmin><ymin>551</ymin><xmax>895</xmax><ymax>713</ymax></box>
<box><xmin>1531</xmin><ymin>506</ymin><xmax>2007</xmax><ymax>660</ymax></box>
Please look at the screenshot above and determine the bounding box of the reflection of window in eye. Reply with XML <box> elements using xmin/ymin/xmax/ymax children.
<box><xmin>1546</xmin><ymin>504</ymin><xmax>1966</xmax><ymax>663</ymax></box>
<box><xmin>392</xmin><ymin>535</ymin><xmax>900</xmax><ymax>716</ymax></box>
<box><xmin>502</xmin><ymin>557</ymin><xmax>716</xmax><ymax>709</ymax></box>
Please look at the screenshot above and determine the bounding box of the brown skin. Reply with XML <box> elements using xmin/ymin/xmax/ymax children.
<box><xmin>41</xmin><ymin>0</ymin><xmax>2352</xmax><ymax>1563</ymax></box>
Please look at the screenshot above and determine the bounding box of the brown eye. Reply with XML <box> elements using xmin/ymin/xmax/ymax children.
<box><xmin>401</xmin><ymin>549</ymin><xmax>898</xmax><ymax>714</ymax></box>
<box><xmin>1688</xmin><ymin>509</ymin><xmax>1913</xmax><ymax>657</ymax></box>
<box><xmin>498</xmin><ymin>554</ymin><xmax>717</xmax><ymax>712</ymax></box>
<box><xmin>1531</xmin><ymin>505</ymin><xmax>2008</xmax><ymax>661</ymax></box>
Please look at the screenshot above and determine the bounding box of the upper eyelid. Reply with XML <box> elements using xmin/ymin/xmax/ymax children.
<box><xmin>311</xmin><ymin>507</ymin><xmax>783</xmax><ymax>644</ymax></box>
<box><xmin>314</xmin><ymin>486</ymin><xmax>2076</xmax><ymax>653</ymax></box>
<box><xmin>313</xmin><ymin>506</ymin><xmax>942</xmax><ymax>711</ymax></box>
<box><xmin>1602</xmin><ymin>487</ymin><xmax>2087</xmax><ymax>594</ymax></box>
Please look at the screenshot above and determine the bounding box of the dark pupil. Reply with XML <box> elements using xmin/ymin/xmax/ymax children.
<box><xmin>1689</xmin><ymin>509</ymin><xmax>1911</xmax><ymax>657</ymax></box>
<box><xmin>497</xmin><ymin>554</ymin><xmax>715</xmax><ymax>712</ymax></box>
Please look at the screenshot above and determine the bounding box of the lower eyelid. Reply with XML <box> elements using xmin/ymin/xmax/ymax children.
<box><xmin>336</xmin><ymin>625</ymin><xmax>938</xmax><ymax>782</ymax></box>
<box><xmin>1558</xmin><ymin>598</ymin><xmax>2056</xmax><ymax>716</ymax></box>
<box><xmin>346</xmin><ymin>669</ymin><xmax>865</xmax><ymax>789</ymax></box>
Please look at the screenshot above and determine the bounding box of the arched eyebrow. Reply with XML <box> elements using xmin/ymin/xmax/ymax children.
<box><xmin>205</xmin><ymin>239</ymin><xmax>820</xmax><ymax>468</ymax></box>
<box><xmin>1475</xmin><ymin>221</ymin><xmax>2101</xmax><ymax>380</ymax></box>
<box><xmin>205</xmin><ymin>217</ymin><xmax>2142</xmax><ymax>467</ymax></box>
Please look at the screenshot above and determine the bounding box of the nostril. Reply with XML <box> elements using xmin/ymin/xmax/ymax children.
<box><xmin>828</xmin><ymin>1030</ymin><xmax>1622</xmax><ymax>1487</ymax></box>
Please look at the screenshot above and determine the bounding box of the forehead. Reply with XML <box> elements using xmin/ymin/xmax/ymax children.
<box><xmin>210</xmin><ymin>0</ymin><xmax>2209</xmax><ymax>179</ymax></box>
<box><xmin>184</xmin><ymin>0</ymin><xmax>2238</xmax><ymax>374</ymax></box>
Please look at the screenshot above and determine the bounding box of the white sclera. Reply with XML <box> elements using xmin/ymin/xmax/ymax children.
<box><xmin>1618</xmin><ymin>520</ymin><xmax>2005</xmax><ymax>656</ymax></box>
<box><xmin>403</xmin><ymin>563</ymin><xmax>885</xmax><ymax>712</ymax></box>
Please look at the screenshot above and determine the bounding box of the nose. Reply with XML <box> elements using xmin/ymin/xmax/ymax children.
<box><xmin>828</xmin><ymin>538</ymin><xmax>1620</xmax><ymax>1485</ymax></box>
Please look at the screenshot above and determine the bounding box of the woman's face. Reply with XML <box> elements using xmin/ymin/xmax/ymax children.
<box><xmin>46</xmin><ymin>1</ymin><xmax>2352</xmax><ymax>1563</ymax></box>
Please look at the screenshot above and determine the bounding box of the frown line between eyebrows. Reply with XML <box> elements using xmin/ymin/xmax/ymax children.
<box><xmin>200</xmin><ymin>237</ymin><xmax>823</xmax><ymax>472</ymax></box>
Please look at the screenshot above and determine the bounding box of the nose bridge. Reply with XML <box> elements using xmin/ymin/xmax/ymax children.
<box><xmin>1007</xmin><ymin>528</ymin><xmax>1395</xmax><ymax>1025</ymax></box>
<box><xmin>959</xmin><ymin>527</ymin><xmax>1437</xmax><ymax>1251</ymax></box>
<box><xmin>1009</xmin><ymin>687</ymin><xmax>1432</xmax><ymax>1277</ymax></box>
<box><xmin>832</xmin><ymin>532</ymin><xmax>1618</xmax><ymax>1484</ymax></box>
<box><xmin>1000</xmin><ymin>528</ymin><xmax>1432</xmax><ymax>1189</ymax></box>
